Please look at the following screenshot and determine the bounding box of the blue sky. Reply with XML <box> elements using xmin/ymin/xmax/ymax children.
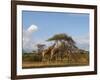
<box><xmin>22</xmin><ymin>11</ymin><xmax>89</xmax><ymax>52</ymax></box>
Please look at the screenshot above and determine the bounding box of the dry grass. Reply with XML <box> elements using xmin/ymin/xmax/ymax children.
<box><xmin>22</xmin><ymin>53</ymin><xmax>89</xmax><ymax>69</ymax></box>
<box><xmin>22</xmin><ymin>61</ymin><xmax>88</xmax><ymax>69</ymax></box>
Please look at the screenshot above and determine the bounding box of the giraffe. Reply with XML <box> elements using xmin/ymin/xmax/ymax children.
<box><xmin>42</xmin><ymin>43</ymin><xmax>56</xmax><ymax>61</ymax></box>
<box><xmin>50</xmin><ymin>41</ymin><xmax>65</xmax><ymax>61</ymax></box>
<box><xmin>63</xmin><ymin>44</ymin><xmax>80</xmax><ymax>63</ymax></box>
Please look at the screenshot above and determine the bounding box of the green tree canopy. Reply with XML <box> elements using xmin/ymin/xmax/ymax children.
<box><xmin>47</xmin><ymin>33</ymin><xmax>75</xmax><ymax>45</ymax></box>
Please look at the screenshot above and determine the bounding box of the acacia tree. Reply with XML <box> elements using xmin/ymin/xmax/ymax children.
<box><xmin>47</xmin><ymin>33</ymin><xmax>84</xmax><ymax>63</ymax></box>
<box><xmin>47</xmin><ymin>33</ymin><xmax>76</xmax><ymax>48</ymax></box>
<box><xmin>46</xmin><ymin>33</ymin><xmax>77</xmax><ymax>61</ymax></box>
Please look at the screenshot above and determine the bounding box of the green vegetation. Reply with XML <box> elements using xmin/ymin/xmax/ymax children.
<box><xmin>22</xmin><ymin>53</ymin><xmax>42</xmax><ymax>62</ymax></box>
<box><xmin>22</xmin><ymin>33</ymin><xmax>89</xmax><ymax>69</ymax></box>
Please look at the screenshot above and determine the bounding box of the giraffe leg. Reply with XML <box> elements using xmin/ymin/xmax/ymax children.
<box><xmin>50</xmin><ymin>50</ymin><xmax>54</xmax><ymax>61</ymax></box>
<box><xmin>42</xmin><ymin>51</ymin><xmax>45</xmax><ymax>62</ymax></box>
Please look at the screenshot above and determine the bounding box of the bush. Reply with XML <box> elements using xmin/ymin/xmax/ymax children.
<box><xmin>22</xmin><ymin>53</ymin><xmax>42</xmax><ymax>62</ymax></box>
<box><xmin>33</xmin><ymin>54</ymin><xmax>42</xmax><ymax>62</ymax></box>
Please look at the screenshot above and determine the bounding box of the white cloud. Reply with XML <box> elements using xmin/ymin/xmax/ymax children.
<box><xmin>27</xmin><ymin>24</ymin><xmax>38</xmax><ymax>33</ymax></box>
<box><xmin>73</xmin><ymin>34</ymin><xmax>89</xmax><ymax>51</ymax></box>
<box><xmin>23</xmin><ymin>24</ymin><xmax>38</xmax><ymax>53</ymax></box>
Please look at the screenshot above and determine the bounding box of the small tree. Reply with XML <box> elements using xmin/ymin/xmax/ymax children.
<box><xmin>37</xmin><ymin>44</ymin><xmax>45</xmax><ymax>53</ymax></box>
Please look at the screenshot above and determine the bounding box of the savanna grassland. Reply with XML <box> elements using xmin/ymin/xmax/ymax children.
<box><xmin>22</xmin><ymin>52</ymin><xmax>89</xmax><ymax>69</ymax></box>
<box><xmin>22</xmin><ymin>33</ymin><xmax>89</xmax><ymax>69</ymax></box>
